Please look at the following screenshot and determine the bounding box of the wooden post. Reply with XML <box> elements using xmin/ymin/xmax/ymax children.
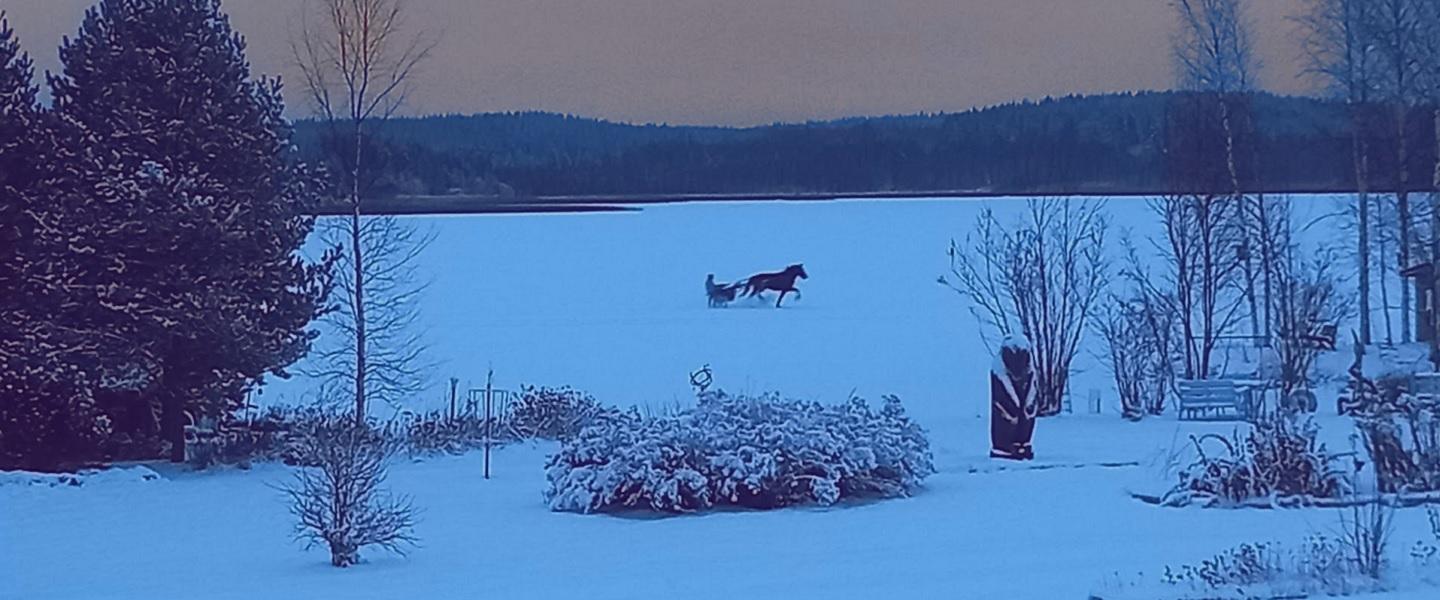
<box><xmin>484</xmin><ymin>368</ymin><xmax>493</xmax><ymax>479</ymax></box>
<box><xmin>448</xmin><ymin>377</ymin><xmax>458</xmax><ymax>421</ymax></box>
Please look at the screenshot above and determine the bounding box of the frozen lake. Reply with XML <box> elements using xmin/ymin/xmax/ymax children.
<box><xmin>265</xmin><ymin>194</ymin><xmax>1352</xmax><ymax>428</ymax></box>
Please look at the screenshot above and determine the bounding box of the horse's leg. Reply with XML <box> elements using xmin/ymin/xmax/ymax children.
<box><xmin>776</xmin><ymin>289</ymin><xmax>787</xmax><ymax>308</ymax></box>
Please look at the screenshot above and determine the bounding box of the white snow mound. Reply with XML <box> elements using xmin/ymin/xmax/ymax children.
<box><xmin>0</xmin><ymin>466</ymin><xmax>162</xmax><ymax>488</ymax></box>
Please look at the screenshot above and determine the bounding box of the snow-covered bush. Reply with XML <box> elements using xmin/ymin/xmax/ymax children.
<box><xmin>1161</xmin><ymin>504</ymin><xmax>1397</xmax><ymax>599</ymax></box>
<box><xmin>184</xmin><ymin>406</ymin><xmax>333</xmax><ymax>468</ymax></box>
<box><xmin>280</xmin><ymin>418</ymin><xmax>418</xmax><ymax>567</ymax></box>
<box><xmin>1161</xmin><ymin>531</ymin><xmax>1384</xmax><ymax>598</ymax></box>
<box><xmin>544</xmin><ymin>391</ymin><xmax>934</xmax><ymax>514</ymax></box>
<box><xmin>1163</xmin><ymin>541</ymin><xmax>1285</xmax><ymax>589</ymax></box>
<box><xmin>190</xmin><ymin>404</ymin><xmax>527</xmax><ymax>468</ymax></box>
<box><xmin>383</xmin><ymin>410</ymin><xmax>518</xmax><ymax>457</ymax></box>
<box><xmin>508</xmin><ymin>385</ymin><xmax>609</xmax><ymax>441</ymax></box>
<box><xmin>1162</xmin><ymin>414</ymin><xmax>1350</xmax><ymax>506</ymax></box>
<box><xmin>1295</xmin><ymin>533</ymin><xmax>1362</xmax><ymax>593</ymax></box>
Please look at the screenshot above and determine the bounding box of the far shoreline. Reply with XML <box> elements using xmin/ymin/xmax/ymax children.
<box><xmin>318</xmin><ymin>187</ymin><xmax>1364</xmax><ymax>216</ymax></box>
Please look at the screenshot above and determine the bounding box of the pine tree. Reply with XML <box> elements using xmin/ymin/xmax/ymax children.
<box><xmin>48</xmin><ymin>0</ymin><xmax>334</xmax><ymax>462</ymax></box>
<box><xmin>0</xmin><ymin>14</ymin><xmax>111</xmax><ymax>470</ymax></box>
<box><xmin>0</xmin><ymin>14</ymin><xmax>38</xmax><ymax>250</ymax></box>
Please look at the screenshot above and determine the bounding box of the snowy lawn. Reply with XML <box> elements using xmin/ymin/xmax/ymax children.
<box><xmin>5</xmin><ymin>196</ymin><xmax>1439</xmax><ymax>599</ymax></box>
<box><xmin>3</xmin><ymin>417</ymin><xmax>1437</xmax><ymax>600</ymax></box>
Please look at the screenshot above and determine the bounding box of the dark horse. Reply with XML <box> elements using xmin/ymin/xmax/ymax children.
<box><xmin>741</xmin><ymin>264</ymin><xmax>808</xmax><ymax>307</ymax></box>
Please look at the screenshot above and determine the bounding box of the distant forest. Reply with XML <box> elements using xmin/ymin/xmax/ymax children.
<box><xmin>292</xmin><ymin>92</ymin><xmax>1440</xmax><ymax>199</ymax></box>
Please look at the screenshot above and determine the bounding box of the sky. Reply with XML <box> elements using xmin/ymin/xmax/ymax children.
<box><xmin>4</xmin><ymin>0</ymin><xmax>1312</xmax><ymax>126</ymax></box>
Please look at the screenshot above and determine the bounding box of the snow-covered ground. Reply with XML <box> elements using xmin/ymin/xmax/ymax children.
<box><xmin>3</xmin><ymin>418</ymin><xmax>1436</xmax><ymax>599</ymax></box>
<box><xmin>4</xmin><ymin>196</ymin><xmax>1438</xmax><ymax>599</ymax></box>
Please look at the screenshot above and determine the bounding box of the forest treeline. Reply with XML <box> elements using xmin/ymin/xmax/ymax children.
<box><xmin>292</xmin><ymin>92</ymin><xmax>1439</xmax><ymax>199</ymax></box>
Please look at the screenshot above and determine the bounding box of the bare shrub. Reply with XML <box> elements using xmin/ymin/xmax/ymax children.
<box><xmin>1337</xmin><ymin>501</ymin><xmax>1394</xmax><ymax>580</ymax></box>
<box><xmin>941</xmin><ymin>198</ymin><xmax>1108</xmax><ymax>416</ymax></box>
<box><xmin>1269</xmin><ymin>251</ymin><xmax>1349</xmax><ymax>401</ymax></box>
<box><xmin>280</xmin><ymin>418</ymin><xmax>418</xmax><ymax>567</ymax></box>
<box><xmin>1117</xmin><ymin>238</ymin><xmax>1184</xmax><ymax>415</ymax></box>
<box><xmin>1093</xmin><ymin>295</ymin><xmax>1162</xmax><ymax>420</ymax></box>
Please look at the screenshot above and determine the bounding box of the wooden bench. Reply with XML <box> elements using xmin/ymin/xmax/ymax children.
<box><xmin>1177</xmin><ymin>380</ymin><xmax>1247</xmax><ymax>421</ymax></box>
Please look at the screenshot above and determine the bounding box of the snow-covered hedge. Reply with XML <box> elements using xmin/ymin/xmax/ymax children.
<box><xmin>543</xmin><ymin>391</ymin><xmax>934</xmax><ymax>514</ymax></box>
<box><xmin>190</xmin><ymin>406</ymin><xmax>516</xmax><ymax>468</ymax></box>
<box><xmin>507</xmin><ymin>385</ymin><xmax>610</xmax><ymax>441</ymax></box>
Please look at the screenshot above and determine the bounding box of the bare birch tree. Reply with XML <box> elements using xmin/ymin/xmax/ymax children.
<box><xmin>306</xmin><ymin>217</ymin><xmax>434</xmax><ymax>415</ymax></box>
<box><xmin>1413</xmin><ymin>0</ymin><xmax>1440</xmax><ymax>364</ymax></box>
<box><xmin>1149</xmin><ymin>194</ymin><xmax>1247</xmax><ymax>379</ymax></box>
<box><xmin>292</xmin><ymin>0</ymin><xmax>437</xmax><ymax>422</ymax></box>
<box><xmin>1171</xmin><ymin>0</ymin><xmax>1270</xmax><ymax>360</ymax></box>
<box><xmin>1172</xmin><ymin>0</ymin><xmax>1257</xmax><ymax>193</ymax></box>
<box><xmin>1165</xmin><ymin>0</ymin><xmax>1293</xmax><ymax>390</ymax></box>
<box><xmin>1298</xmin><ymin>0</ymin><xmax>1381</xmax><ymax>346</ymax></box>
<box><xmin>942</xmin><ymin>199</ymin><xmax>1108</xmax><ymax>416</ymax></box>
<box><xmin>1173</xmin><ymin>0</ymin><xmax>1258</xmax><ymax>96</ymax></box>
<box><xmin>1370</xmin><ymin>0</ymin><xmax>1424</xmax><ymax>343</ymax></box>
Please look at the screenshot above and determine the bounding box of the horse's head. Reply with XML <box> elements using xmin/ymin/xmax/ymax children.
<box><xmin>789</xmin><ymin>264</ymin><xmax>808</xmax><ymax>279</ymax></box>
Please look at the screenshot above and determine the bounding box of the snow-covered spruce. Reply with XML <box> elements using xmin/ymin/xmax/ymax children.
<box><xmin>543</xmin><ymin>391</ymin><xmax>935</xmax><ymax>514</ymax></box>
